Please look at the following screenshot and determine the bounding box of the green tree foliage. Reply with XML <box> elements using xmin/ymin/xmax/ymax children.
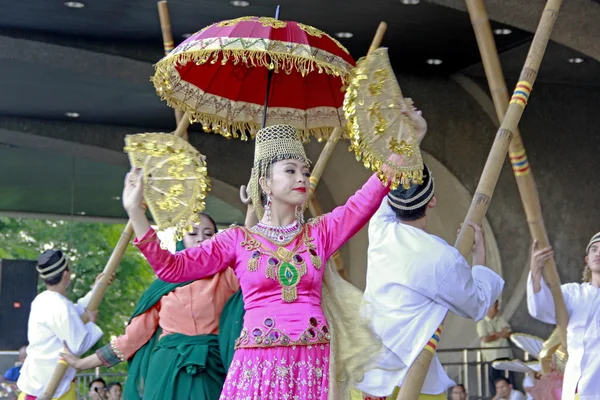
<box><xmin>0</xmin><ymin>217</ymin><xmax>155</xmax><ymax>375</ymax></box>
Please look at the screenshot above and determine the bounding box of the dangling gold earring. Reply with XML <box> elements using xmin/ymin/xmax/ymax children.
<box><xmin>265</xmin><ymin>193</ymin><xmax>272</xmax><ymax>222</ymax></box>
<box><xmin>295</xmin><ymin>205</ymin><xmax>304</xmax><ymax>224</ymax></box>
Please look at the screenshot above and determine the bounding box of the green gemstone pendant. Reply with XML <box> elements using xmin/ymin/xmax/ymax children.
<box><xmin>278</xmin><ymin>262</ymin><xmax>300</xmax><ymax>302</ymax></box>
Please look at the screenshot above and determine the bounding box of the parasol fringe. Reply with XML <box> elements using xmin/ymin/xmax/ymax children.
<box><xmin>151</xmin><ymin>38</ymin><xmax>354</xmax><ymax>142</ymax></box>
<box><xmin>155</xmin><ymin>45</ymin><xmax>351</xmax><ymax>84</ymax></box>
<box><xmin>150</xmin><ymin>98</ymin><xmax>347</xmax><ymax>143</ymax></box>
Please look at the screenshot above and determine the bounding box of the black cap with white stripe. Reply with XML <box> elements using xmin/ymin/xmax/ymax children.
<box><xmin>586</xmin><ymin>232</ymin><xmax>600</xmax><ymax>253</ymax></box>
<box><xmin>387</xmin><ymin>164</ymin><xmax>434</xmax><ymax>211</ymax></box>
<box><xmin>37</xmin><ymin>250</ymin><xmax>69</xmax><ymax>279</ymax></box>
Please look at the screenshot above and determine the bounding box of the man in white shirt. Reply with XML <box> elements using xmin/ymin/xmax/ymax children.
<box><xmin>527</xmin><ymin>232</ymin><xmax>600</xmax><ymax>400</ymax></box>
<box><xmin>476</xmin><ymin>300</ymin><xmax>514</xmax><ymax>395</ymax></box>
<box><xmin>357</xmin><ymin>165</ymin><xmax>505</xmax><ymax>399</ymax></box>
<box><xmin>17</xmin><ymin>250</ymin><xmax>104</xmax><ymax>400</ymax></box>
<box><xmin>493</xmin><ymin>377</ymin><xmax>526</xmax><ymax>400</ymax></box>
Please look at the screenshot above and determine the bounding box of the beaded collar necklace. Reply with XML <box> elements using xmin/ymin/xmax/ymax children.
<box><xmin>250</xmin><ymin>219</ymin><xmax>303</xmax><ymax>244</ymax></box>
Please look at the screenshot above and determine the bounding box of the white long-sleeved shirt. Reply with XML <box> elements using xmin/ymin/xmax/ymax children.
<box><xmin>357</xmin><ymin>199</ymin><xmax>505</xmax><ymax>397</ymax></box>
<box><xmin>17</xmin><ymin>289</ymin><xmax>103</xmax><ymax>397</ymax></box>
<box><xmin>527</xmin><ymin>273</ymin><xmax>600</xmax><ymax>400</ymax></box>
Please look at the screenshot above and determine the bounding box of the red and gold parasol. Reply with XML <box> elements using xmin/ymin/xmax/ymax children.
<box><xmin>152</xmin><ymin>16</ymin><xmax>356</xmax><ymax>141</ymax></box>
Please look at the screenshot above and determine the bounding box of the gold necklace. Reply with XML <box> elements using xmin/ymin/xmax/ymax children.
<box><xmin>240</xmin><ymin>226</ymin><xmax>322</xmax><ymax>302</ymax></box>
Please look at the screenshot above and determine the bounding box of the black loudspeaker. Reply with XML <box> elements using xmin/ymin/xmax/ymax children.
<box><xmin>0</xmin><ymin>259</ymin><xmax>37</xmax><ymax>350</ymax></box>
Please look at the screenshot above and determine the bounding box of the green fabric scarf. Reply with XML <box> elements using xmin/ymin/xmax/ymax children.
<box><xmin>217</xmin><ymin>289</ymin><xmax>245</xmax><ymax>370</ymax></box>
<box><xmin>142</xmin><ymin>333</ymin><xmax>224</xmax><ymax>400</ymax></box>
<box><xmin>123</xmin><ymin>278</ymin><xmax>193</xmax><ymax>400</ymax></box>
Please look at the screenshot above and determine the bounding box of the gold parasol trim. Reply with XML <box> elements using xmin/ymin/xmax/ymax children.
<box><xmin>150</xmin><ymin>89</ymin><xmax>344</xmax><ymax>143</ymax></box>
<box><xmin>153</xmin><ymin>37</ymin><xmax>353</xmax><ymax>83</ymax></box>
<box><xmin>152</xmin><ymin>36</ymin><xmax>354</xmax><ymax>142</ymax></box>
<box><xmin>217</xmin><ymin>16</ymin><xmax>287</xmax><ymax>29</ymax></box>
<box><xmin>297</xmin><ymin>23</ymin><xmax>350</xmax><ymax>55</ymax></box>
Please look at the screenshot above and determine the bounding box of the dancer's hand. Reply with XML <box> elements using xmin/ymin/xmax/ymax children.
<box><xmin>466</xmin><ymin>221</ymin><xmax>486</xmax><ymax>266</ymax></box>
<box><xmin>122</xmin><ymin>167</ymin><xmax>152</xmax><ymax>239</ymax></box>
<box><xmin>530</xmin><ymin>240</ymin><xmax>553</xmax><ymax>293</ymax></box>
<box><xmin>122</xmin><ymin>167</ymin><xmax>145</xmax><ymax>214</ymax></box>
<box><xmin>84</xmin><ymin>309</ymin><xmax>98</xmax><ymax>324</ymax></box>
<box><xmin>531</xmin><ymin>240</ymin><xmax>553</xmax><ymax>279</ymax></box>
<box><xmin>59</xmin><ymin>342</ymin><xmax>82</xmax><ymax>370</ymax></box>
<box><xmin>402</xmin><ymin>99</ymin><xmax>427</xmax><ymax>144</ymax></box>
<box><xmin>94</xmin><ymin>272</ymin><xmax>115</xmax><ymax>286</ymax></box>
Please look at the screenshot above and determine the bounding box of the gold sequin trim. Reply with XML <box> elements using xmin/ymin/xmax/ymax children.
<box><xmin>217</xmin><ymin>16</ymin><xmax>287</xmax><ymax>29</ymax></box>
<box><xmin>240</xmin><ymin>226</ymin><xmax>323</xmax><ymax>302</ymax></box>
<box><xmin>221</xmin><ymin>355</ymin><xmax>329</xmax><ymax>398</ymax></box>
<box><xmin>297</xmin><ymin>23</ymin><xmax>350</xmax><ymax>55</ymax></box>
<box><xmin>235</xmin><ymin>317</ymin><xmax>331</xmax><ymax>349</ymax></box>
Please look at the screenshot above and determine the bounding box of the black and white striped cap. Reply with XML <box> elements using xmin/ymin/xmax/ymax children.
<box><xmin>586</xmin><ymin>232</ymin><xmax>600</xmax><ymax>253</ymax></box>
<box><xmin>387</xmin><ymin>164</ymin><xmax>435</xmax><ymax>211</ymax></box>
<box><xmin>36</xmin><ymin>250</ymin><xmax>69</xmax><ymax>279</ymax></box>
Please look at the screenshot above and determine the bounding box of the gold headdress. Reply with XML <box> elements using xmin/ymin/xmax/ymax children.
<box><xmin>249</xmin><ymin>124</ymin><xmax>310</xmax><ymax>219</ymax></box>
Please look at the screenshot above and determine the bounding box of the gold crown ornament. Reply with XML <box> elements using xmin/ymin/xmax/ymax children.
<box><xmin>249</xmin><ymin>124</ymin><xmax>310</xmax><ymax>219</ymax></box>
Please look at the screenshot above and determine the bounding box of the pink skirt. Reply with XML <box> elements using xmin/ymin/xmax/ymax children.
<box><xmin>220</xmin><ymin>344</ymin><xmax>330</xmax><ymax>399</ymax></box>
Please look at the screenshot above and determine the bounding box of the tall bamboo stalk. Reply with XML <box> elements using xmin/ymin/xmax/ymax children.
<box><xmin>465</xmin><ymin>0</ymin><xmax>567</xmax><ymax>348</ymax></box>
<box><xmin>397</xmin><ymin>1</ymin><xmax>564</xmax><ymax>398</ymax></box>
<box><xmin>157</xmin><ymin>1</ymin><xmax>184</xmax><ymax>126</ymax></box>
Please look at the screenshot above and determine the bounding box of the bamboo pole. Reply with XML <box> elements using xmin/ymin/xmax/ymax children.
<box><xmin>39</xmin><ymin>4</ymin><xmax>190</xmax><ymax>398</ymax></box>
<box><xmin>465</xmin><ymin>0</ymin><xmax>567</xmax><ymax>348</ymax></box>
<box><xmin>158</xmin><ymin>1</ymin><xmax>185</xmax><ymax>127</ymax></box>
<box><xmin>397</xmin><ymin>1</ymin><xmax>563</xmax><ymax>398</ymax></box>
<box><xmin>306</xmin><ymin>22</ymin><xmax>387</xmax><ymax>278</ymax></box>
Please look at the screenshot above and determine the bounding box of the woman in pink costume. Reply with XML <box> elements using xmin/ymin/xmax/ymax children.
<box><xmin>122</xmin><ymin>117</ymin><xmax>426</xmax><ymax>399</ymax></box>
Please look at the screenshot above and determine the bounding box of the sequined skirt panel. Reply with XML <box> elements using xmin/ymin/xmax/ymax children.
<box><xmin>219</xmin><ymin>344</ymin><xmax>330</xmax><ymax>400</ymax></box>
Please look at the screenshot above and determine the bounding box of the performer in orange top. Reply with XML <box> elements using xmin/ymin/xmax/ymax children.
<box><xmin>61</xmin><ymin>212</ymin><xmax>239</xmax><ymax>400</ymax></box>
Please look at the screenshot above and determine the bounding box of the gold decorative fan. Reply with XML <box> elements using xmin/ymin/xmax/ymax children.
<box><xmin>540</xmin><ymin>328</ymin><xmax>568</xmax><ymax>374</ymax></box>
<box><xmin>343</xmin><ymin>47</ymin><xmax>423</xmax><ymax>190</ymax></box>
<box><xmin>124</xmin><ymin>133</ymin><xmax>210</xmax><ymax>240</ymax></box>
